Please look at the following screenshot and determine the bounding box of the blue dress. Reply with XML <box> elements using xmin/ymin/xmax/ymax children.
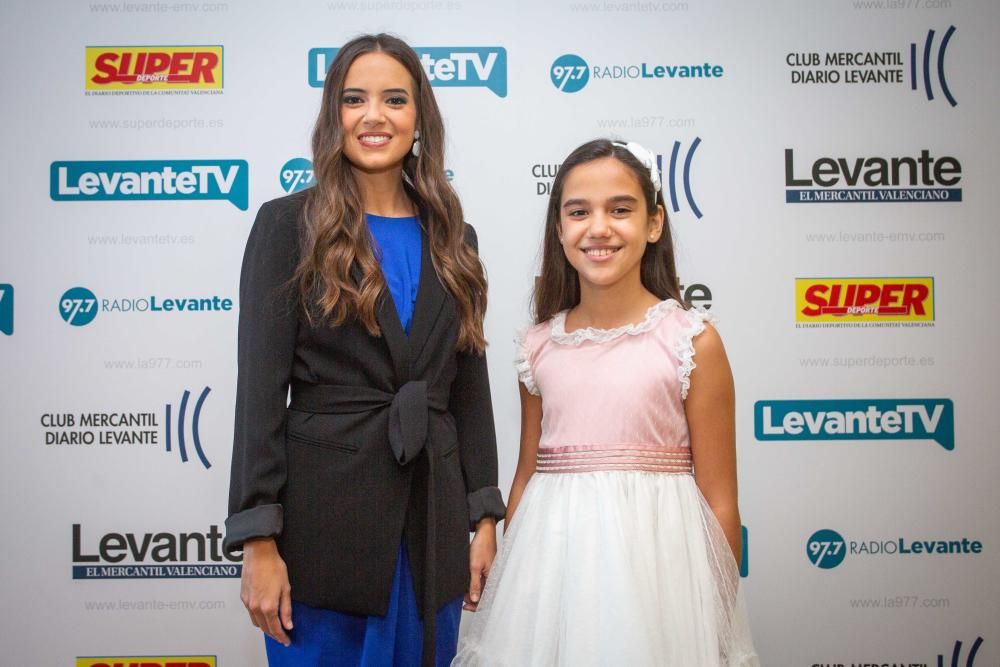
<box><xmin>265</xmin><ymin>214</ymin><xmax>463</xmax><ymax>666</ymax></box>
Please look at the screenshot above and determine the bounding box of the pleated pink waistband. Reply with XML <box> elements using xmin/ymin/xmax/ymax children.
<box><xmin>535</xmin><ymin>444</ymin><xmax>693</xmax><ymax>474</ymax></box>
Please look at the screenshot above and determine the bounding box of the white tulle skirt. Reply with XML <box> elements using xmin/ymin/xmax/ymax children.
<box><xmin>454</xmin><ymin>471</ymin><xmax>758</xmax><ymax>666</ymax></box>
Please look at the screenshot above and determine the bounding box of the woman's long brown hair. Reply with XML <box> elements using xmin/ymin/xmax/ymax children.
<box><xmin>296</xmin><ymin>33</ymin><xmax>487</xmax><ymax>353</ymax></box>
<box><xmin>533</xmin><ymin>138</ymin><xmax>685</xmax><ymax>324</ymax></box>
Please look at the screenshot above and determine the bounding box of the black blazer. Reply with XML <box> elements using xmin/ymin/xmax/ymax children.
<box><xmin>224</xmin><ymin>191</ymin><xmax>505</xmax><ymax>623</ymax></box>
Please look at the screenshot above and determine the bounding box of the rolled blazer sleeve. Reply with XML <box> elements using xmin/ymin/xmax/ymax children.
<box><xmin>224</xmin><ymin>200</ymin><xmax>300</xmax><ymax>550</ymax></box>
<box><xmin>452</xmin><ymin>224</ymin><xmax>506</xmax><ymax>529</ymax></box>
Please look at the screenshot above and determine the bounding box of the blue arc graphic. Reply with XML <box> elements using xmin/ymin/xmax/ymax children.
<box><xmin>937</xmin><ymin>26</ymin><xmax>957</xmax><ymax>107</ymax></box>
<box><xmin>682</xmin><ymin>137</ymin><xmax>703</xmax><ymax>219</ymax></box>
<box><xmin>938</xmin><ymin>636</ymin><xmax>984</xmax><ymax>667</ymax></box>
<box><xmin>937</xmin><ymin>637</ymin><xmax>984</xmax><ymax>667</ymax></box>
<box><xmin>668</xmin><ymin>143</ymin><xmax>681</xmax><ymax>213</ymax></box>
<box><xmin>164</xmin><ymin>387</ymin><xmax>212</xmax><ymax>469</ymax></box>
<box><xmin>923</xmin><ymin>29</ymin><xmax>935</xmax><ymax>101</ymax></box>
<box><xmin>667</xmin><ymin>138</ymin><xmax>703</xmax><ymax>219</ymax></box>
<box><xmin>912</xmin><ymin>26</ymin><xmax>957</xmax><ymax>107</ymax></box>
<box><xmin>191</xmin><ymin>387</ymin><xmax>212</xmax><ymax>469</ymax></box>
<box><xmin>165</xmin><ymin>403</ymin><xmax>172</xmax><ymax>452</ymax></box>
<box><xmin>177</xmin><ymin>390</ymin><xmax>190</xmax><ymax>463</ymax></box>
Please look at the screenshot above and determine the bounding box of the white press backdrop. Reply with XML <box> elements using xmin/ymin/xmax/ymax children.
<box><xmin>1</xmin><ymin>1</ymin><xmax>998</xmax><ymax>665</ymax></box>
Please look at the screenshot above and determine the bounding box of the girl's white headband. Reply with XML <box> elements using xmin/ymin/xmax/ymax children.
<box><xmin>612</xmin><ymin>141</ymin><xmax>662</xmax><ymax>193</ymax></box>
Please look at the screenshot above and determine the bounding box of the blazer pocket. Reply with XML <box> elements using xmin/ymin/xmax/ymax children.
<box><xmin>286</xmin><ymin>431</ymin><xmax>360</xmax><ymax>455</ymax></box>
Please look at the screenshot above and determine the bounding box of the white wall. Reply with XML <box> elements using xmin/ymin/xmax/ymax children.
<box><xmin>1</xmin><ymin>1</ymin><xmax>997</xmax><ymax>664</ymax></box>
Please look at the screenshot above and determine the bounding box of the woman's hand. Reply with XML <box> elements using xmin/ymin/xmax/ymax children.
<box><xmin>240</xmin><ymin>537</ymin><xmax>294</xmax><ymax>646</ymax></box>
<box><xmin>464</xmin><ymin>517</ymin><xmax>497</xmax><ymax>611</ymax></box>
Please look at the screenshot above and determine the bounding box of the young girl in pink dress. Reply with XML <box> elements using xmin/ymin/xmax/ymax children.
<box><xmin>454</xmin><ymin>139</ymin><xmax>758</xmax><ymax>666</ymax></box>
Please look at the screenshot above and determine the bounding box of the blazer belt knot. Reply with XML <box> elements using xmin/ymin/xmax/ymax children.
<box><xmin>289</xmin><ymin>379</ymin><xmax>448</xmax><ymax>466</ymax></box>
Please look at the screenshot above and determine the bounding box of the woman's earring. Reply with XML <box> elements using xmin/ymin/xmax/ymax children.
<box><xmin>411</xmin><ymin>130</ymin><xmax>421</xmax><ymax>157</ymax></box>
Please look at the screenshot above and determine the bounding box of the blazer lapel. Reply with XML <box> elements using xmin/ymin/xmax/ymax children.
<box><xmin>352</xmin><ymin>262</ymin><xmax>409</xmax><ymax>384</ymax></box>
<box><xmin>407</xmin><ymin>230</ymin><xmax>447</xmax><ymax>363</ymax></box>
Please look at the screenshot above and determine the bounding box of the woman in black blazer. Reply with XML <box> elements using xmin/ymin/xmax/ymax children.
<box><xmin>224</xmin><ymin>34</ymin><xmax>505</xmax><ymax>666</ymax></box>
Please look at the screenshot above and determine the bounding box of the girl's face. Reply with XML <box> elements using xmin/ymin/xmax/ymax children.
<box><xmin>339</xmin><ymin>52</ymin><xmax>418</xmax><ymax>175</ymax></box>
<box><xmin>558</xmin><ymin>157</ymin><xmax>664</xmax><ymax>293</ymax></box>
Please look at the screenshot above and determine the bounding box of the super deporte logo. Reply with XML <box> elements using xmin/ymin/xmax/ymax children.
<box><xmin>550</xmin><ymin>53</ymin><xmax>724</xmax><ymax>93</ymax></box>
<box><xmin>85</xmin><ymin>45</ymin><xmax>224</xmax><ymax>94</ymax></box>
<box><xmin>786</xmin><ymin>25</ymin><xmax>958</xmax><ymax>106</ymax></box>
<box><xmin>77</xmin><ymin>658</ymin><xmax>216</xmax><ymax>667</ymax></box>
<box><xmin>309</xmin><ymin>47</ymin><xmax>507</xmax><ymax>97</ymax></box>
<box><xmin>796</xmin><ymin>277</ymin><xmax>934</xmax><ymax>327</ymax></box>
<box><xmin>784</xmin><ymin>148</ymin><xmax>961</xmax><ymax>204</ymax></box>
<box><xmin>72</xmin><ymin>524</ymin><xmax>241</xmax><ymax>580</ymax></box>
<box><xmin>754</xmin><ymin>399</ymin><xmax>954</xmax><ymax>450</ymax></box>
<box><xmin>50</xmin><ymin>159</ymin><xmax>249</xmax><ymax>210</ymax></box>
<box><xmin>806</xmin><ymin>528</ymin><xmax>983</xmax><ymax>571</ymax></box>
<box><xmin>59</xmin><ymin>287</ymin><xmax>232</xmax><ymax>326</ymax></box>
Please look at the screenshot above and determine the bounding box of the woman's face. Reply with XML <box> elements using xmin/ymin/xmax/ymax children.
<box><xmin>339</xmin><ymin>52</ymin><xmax>418</xmax><ymax>175</ymax></box>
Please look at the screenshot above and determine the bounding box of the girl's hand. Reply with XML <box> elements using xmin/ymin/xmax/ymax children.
<box><xmin>240</xmin><ymin>538</ymin><xmax>294</xmax><ymax>646</ymax></box>
<box><xmin>464</xmin><ymin>518</ymin><xmax>497</xmax><ymax>611</ymax></box>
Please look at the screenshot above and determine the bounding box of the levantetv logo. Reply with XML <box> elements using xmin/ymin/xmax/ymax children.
<box><xmin>0</xmin><ymin>283</ymin><xmax>12</xmax><ymax>335</ymax></box>
<box><xmin>755</xmin><ymin>399</ymin><xmax>954</xmax><ymax>450</ymax></box>
<box><xmin>50</xmin><ymin>160</ymin><xmax>249</xmax><ymax>210</ymax></box>
<box><xmin>72</xmin><ymin>524</ymin><xmax>241</xmax><ymax>579</ymax></box>
<box><xmin>785</xmin><ymin>149</ymin><xmax>961</xmax><ymax>203</ymax></box>
<box><xmin>309</xmin><ymin>47</ymin><xmax>507</xmax><ymax>97</ymax></box>
<box><xmin>740</xmin><ymin>525</ymin><xmax>748</xmax><ymax>578</ymax></box>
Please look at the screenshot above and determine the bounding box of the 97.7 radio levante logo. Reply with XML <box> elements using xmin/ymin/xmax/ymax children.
<box><xmin>550</xmin><ymin>53</ymin><xmax>724</xmax><ymax>93</ymax></box>
<box><xmin>280</xmin><ymin>158</ymin><xmax>315</xmax><ymax>193</ymax></box>
<box><xmin>807</xmin><ymin>529</ymin><xmax>847</xmax><ymax>569</ymax></box>
<box><xmin>58</xmin><ymin>286</ymin><xmax>233</xmax><ymax>326</ymax></box>
<box><xmin>60</xmin><ymin>287</ymin><xmax>98</xmax><ymax>326</ymax></box>
<box><xmin>807</xmin><ymin>528</ymin><xmax>983</xmax><ymax>570</ymax></box>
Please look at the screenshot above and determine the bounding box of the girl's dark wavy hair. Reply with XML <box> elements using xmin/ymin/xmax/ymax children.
<box><xmin>533</xmin><ymin>138</ymin><xmax>685</xmax><ymax>324</ymax></box>
<box><xmin>295</xmin><ymin>33</ymin><xmax>487</xmax><ymax>353</ymax></box>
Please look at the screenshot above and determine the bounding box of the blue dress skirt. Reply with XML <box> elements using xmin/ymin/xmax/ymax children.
<box><xmin>265</xmin><ymin>214</ymin><xmax>463</xmax><ymax>666</ymax></box>
<box><xmin>265</xmin><ymin>544</ymin><xmax>463</xmax><ymax>666</ymax></box>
